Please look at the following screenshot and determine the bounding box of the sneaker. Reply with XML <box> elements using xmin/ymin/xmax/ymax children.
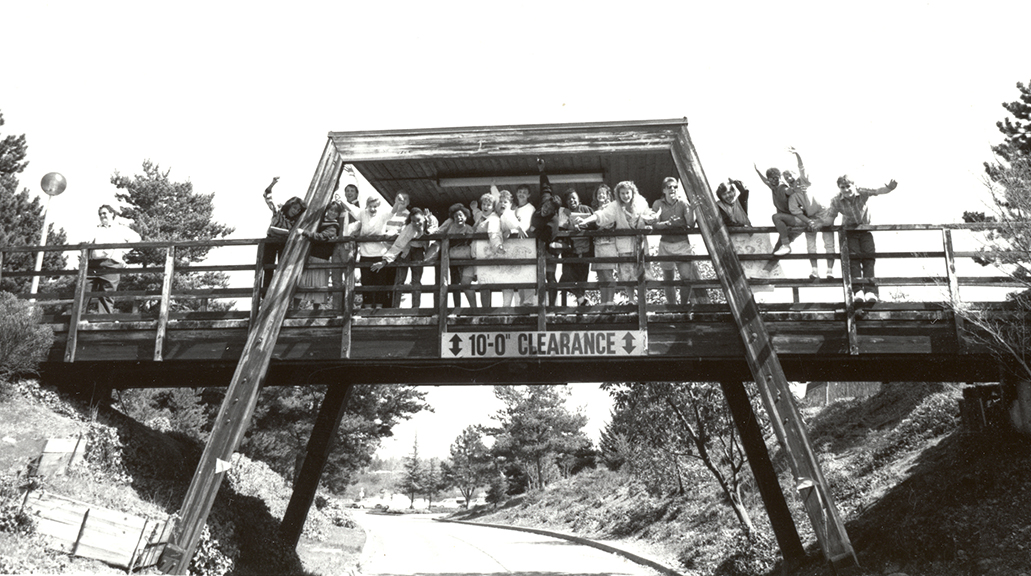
<box><xmin>825</xmin><ymin>272</ymin><xmax>834</xmax><ymax>279</ymax></box>
<box><xmin>773</xmin><ymin>244</ymin><xmax>791</xmax><ymax>257</ymax></box>
<box><xmin>854</xmin><ymin>290</ymin><xmax>866</xmax><ymax>303</ymax></box>
<box><xmin>866</xmin><ymin>292</ymin><xmax>879</xmax><ymax>303</ymax></box>
<box><xmin>809</xmin><ymin>270</ymin><xmax>819</xmax><ymax>280</ymax></box>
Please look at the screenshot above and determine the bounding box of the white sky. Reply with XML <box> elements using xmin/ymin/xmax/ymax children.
<box><xmin>4</xmin><ymin>1</ymin><xmax>1030</xmax><ymax>458</ymax></box>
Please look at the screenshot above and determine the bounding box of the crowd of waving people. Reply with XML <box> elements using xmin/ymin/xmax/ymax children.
<box><xmin>256</xmin><ymin>150</ymin><xmax>899</xmax><ymax>312</ymax></box>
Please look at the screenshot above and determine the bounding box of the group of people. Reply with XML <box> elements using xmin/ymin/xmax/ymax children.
<box><xmin>256</xmin><ymin>150</ymin><xmax>899</xmax><ymax>309</ymax></box>
<box><xmin>261</xmin><ymin>160</ymin><xmax>711</xmax><ymax>310</ymax></box>
<box><xmin>752</xmin><ymin>148</ymin><xmax>898</xmax><ymax>303</ymax></box>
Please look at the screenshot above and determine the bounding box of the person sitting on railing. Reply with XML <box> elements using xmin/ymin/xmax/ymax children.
<box><xmin>435</xmin><ymin>203</ymin><xmax>477</xmax><ymax>308</ymax></box>
<box><xmin>573</xmin><ymin>181</ymin><xmax>656</xmax><ymax>305</ymax></box>
<box><xmin>350</xmin><ymin>196</ymin><xmax>391</xmax><ymax>309</ymax></box>
<box><xmin>770</xmin><ymin>148</ymin><xmax>837</xmax><ymax>279</ymax></box>
<box><xmin>261</xmin><ymin>176</ymin><xmax>307</xmax><ymax>296</ymax></box>
<box><xmin>820</xmin><ymin>175</ymin><xmax>899</xmax><ymax>303</ymax></box>
<box><xmin>86</xmin><ymin>204</ymin><xmax>141</xmax><ymax>315</ymax></box>
<box><xmin>753</xmin><ymin>163</ymin><xmax>792</xmax><ymax>257</ymax></box>
<box><xmin>652</xmin><ymin>177</ymin><xmax>708</xmax><ymax>305</ymax></box>
<box><xmin>370</xmin><ymin>208</ymin><xmax>429</xmax><ymax>308</ymax></box>
<box><xmin>299</xmin><ymin>201</ymin><xmax>343</xmax><ymax>311</ymax></box>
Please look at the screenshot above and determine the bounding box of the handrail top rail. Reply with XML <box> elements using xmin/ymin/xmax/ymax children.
<box><xmin>0</xmin><ymin>221</ymin><xmax>1020</xmax><ymax>255</ymax></box>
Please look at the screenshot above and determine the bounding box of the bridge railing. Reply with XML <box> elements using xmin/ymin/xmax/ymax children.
<box><xmin>0</xmin><ymin>223</ymin><xmax>1023</xmax><ymax>329</ymax></box>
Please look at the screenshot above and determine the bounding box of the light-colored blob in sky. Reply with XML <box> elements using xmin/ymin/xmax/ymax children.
<box><xmin>4</xmin><ymin>1</ymin><xmax>1030</xmax><ymax>458</ymax></box>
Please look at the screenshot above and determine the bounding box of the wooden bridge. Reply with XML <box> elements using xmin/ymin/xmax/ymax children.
<box><xmin>4</xmin><ymin>119</ymin><xmax>1024</xmax><ymax>573</ymax></box>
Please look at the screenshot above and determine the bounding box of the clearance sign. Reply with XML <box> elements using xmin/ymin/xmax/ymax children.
<box><xmin>442</xmin><ymin>330</ymin><xmax>648</xmax><ymax>358</ymax></box>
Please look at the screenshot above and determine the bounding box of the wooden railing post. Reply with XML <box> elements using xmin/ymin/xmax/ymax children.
<box><xmin>250</xmin><ymin>241</ymin><xmax>266</xmax><ymax>328</ymax></box>
<box><xmin>839</xmin><ymin>229</ymin><xmax>859</xmax><ymax>355</ymax></box>
<box><xmin>64</xmin><ymin>249</ymin><xmax>91</xmax><ymax>363</ymax></box>
<box><xmin>671</xmin><ymin>125</ymin><xmax>856</xmax><ymax>568</ymax></box>
<box><xmin>437</xmin><ymin>237</ymin><xmax>451</xmax><ymax>341</ymax></box>
<box><xmin>637</xmin><ymin>231</ymin><xmax>648</xmax><ymax>329</ymax></box>
<box><xmin>154</xmin><ymin>246</ymin><xmax>176</xmax><ymax>362</ymax></box>
<box><xmin>536</xmin><ymin>237</ymin><xmax>547</xmax><ymax>331</ymax></box>
<box><xmin>942</xmin><ymin>228</ymin><xmax>968</xmax><ymax>352</ymax></box>
<box><xmin>340</xmin><ymin>242</ymin><xmax>357</xmax><ymax>359</ymax></box>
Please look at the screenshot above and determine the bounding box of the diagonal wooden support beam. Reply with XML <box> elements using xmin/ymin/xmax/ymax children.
<box><xmin>671</xmin><ymin>125</ymin><xmax>857</xmax><ymax>568</ymax></box>
<box><xmin>161</xmin><ymin>141</ymin><xmax>344</xmax><ymax>574</ymax></box>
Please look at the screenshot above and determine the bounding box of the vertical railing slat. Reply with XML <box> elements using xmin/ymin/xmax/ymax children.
<box><xmin>942</xmin><ymin>228</ymin><xmax>967</xmax><ymax>352</ymax></box>
<box><xmin>437</xmin><ymin>237</ymin><xmax>451</xmax><ymax>343</ymax></box>
<box><xmin>838</xmin><ymin>229</ymin><xmax>859</xmax><ymax>355</ymax></box>
<box><xmin>154</xmin><ymin>246</ymin><xmax>176</xmax><ymax>362</ymax></box>
<box><xmin>64</xmin><ymin>249</ymin><xmax>90</xmax><ymax>363</ymax></box>
<box><xmin>250</xmin><ymin>241</ymin><xmax>266</xmax><ymax>328</ymax></box>
<box><xmin>536</xmin><ymin>237</ymin><xmax>547</xmax><ymax>332</ymax></box>
<box><xmin>340</xmin><ymin>242</ymin><xmax>357</xmax><ymax>359</ymax></box>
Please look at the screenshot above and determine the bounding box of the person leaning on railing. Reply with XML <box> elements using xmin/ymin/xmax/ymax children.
<box><xmin>299</xmin><ymin>201</ymin><xmax>343</xmax><ymax>311</ymax></box>
<box><xmin>652</xmin><ymin>176</ymin><xmax>708</xmax><ymax>305</ymax></box>
<box><xmin>261</xmin><ymin>176</ymin><xmax>307</xmax><ymax>296</ymax></box>
<box><xmin>85</xmin><ymin>204</ymin><xmax>141</xmax><ymax>315</ymax></box>
<box><xmin>370</xmin><ymin>207</ymin><xmax>429</xmax><ymax>308</ymax></box>
<box><xmin>819</xmin><ymin>175</ymin><xmax>899</xmax><ymax>303</ymax></box>
<box><xmin>435</xmin><ymin>203</ymin><xmax>477</xmax><ymax>308</ymax></box>
<box><xmin>350</xmin><ymin>196</ymin><xmax>392</xmax><ymax>309</ymax></box>
<box><xmin>573</xmin><ymin>181</ymin><xmax>656</xmax><ymax>305</ymax></box>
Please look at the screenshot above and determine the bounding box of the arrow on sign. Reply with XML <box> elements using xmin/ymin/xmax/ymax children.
<box><xmin>449</xmin><ymin>335</ymin><xmax>463</xmax><ymax>356</ymax></box>
<box><xmin>622</xmin><ymin>332</ymin><xmax>636</xmax><ymax>353</ymax></box>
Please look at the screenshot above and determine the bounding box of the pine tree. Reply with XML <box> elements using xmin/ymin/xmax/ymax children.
<box><xmin>991</xmin><ymin>79</ymin><xmax>1031</xmax><ymax>164</ymax></box>
<box><xmin>0</xmin><ymin>111</ymin><xmax>67</xmax><ymax>294</ymax></box>
<box><xmin>397</xmin><ymin>436</ymin><xmax>425</xmax><ymax>509</ymax></box>
<box><xmin>490</xmin><ymin>385</ymin><xmax>589</xmax><ymax>490</ymax></box>
<box><xmin>443</xmin><ymin>426</ymin><xmax>491</xmax><ymax>508</ymax></box>
<box><xmin>110</xmin><ymin>160</ymin><xmax>234</xmax><ymax>311</ymax></box>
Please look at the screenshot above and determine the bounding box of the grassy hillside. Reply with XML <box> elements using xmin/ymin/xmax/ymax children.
<box><xmin>457</xmin><ymin>382</ymin><xmax>1031</xmax><ymax>576</ymax></box>
<box><xmin>0</xmin><ymin>379</ymin><xmax>363</xmax><ymax>576</ymax></box>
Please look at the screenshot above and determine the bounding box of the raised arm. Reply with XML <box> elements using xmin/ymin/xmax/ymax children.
<box><xmin>753</xmin><ymin>164</ymin><xmax>771</xmax><ymax>188</ymax></box>
<box><xmin>263</xmin><ymin>177</ymin><xmax>280</xmax><ymax>213</ymax></box>
<box><xmin>862</xmin><ymin>179</ymin><xmax>899</xmax><ymax>196</ymax></box>
<box><xmin>788</xmin><ymin>147</ymin><xmax>808</xmax><ymax>183</ymax></box>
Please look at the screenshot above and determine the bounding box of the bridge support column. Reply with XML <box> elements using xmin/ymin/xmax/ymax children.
<box><xmin>281</xmin><ymin>384</ymin><xmax>355</xmax><ymax>547</ymax></box>
<box><xmin>720</xmin><ymin>381</ymin><xmax>805</xmax><ymax>566</ymax></box>
<box><xmin>672</xmin><ymin>124</ymin><xmax>856</xmax><ymax>568</ymax></box>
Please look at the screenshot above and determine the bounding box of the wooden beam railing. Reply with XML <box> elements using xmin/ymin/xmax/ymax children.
<box><xmin>3</xmin><ymin>222</ymin><xmax>1026</xmax><ymax>346</ymax></box>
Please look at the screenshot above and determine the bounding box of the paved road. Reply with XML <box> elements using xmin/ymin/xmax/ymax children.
<box><xmin>355</xmin><ymin>511</ymin><xmax>662</xmax><ymax>576</ymax></box>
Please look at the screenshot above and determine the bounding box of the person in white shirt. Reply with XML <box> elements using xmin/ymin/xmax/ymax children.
<box><xmin>513</xmin><ymin>184</ymin><xmax>537</xmax><ymax>305</ymax></box>
<box><xmin>87</xmin><ymin>205</ymin><xmax>141</xmax><ymax>314</ymax></box>
<box><xmin>351</xmin><ymin>197</ymin><xmax>392</xmax><ymax>308</ymax></box>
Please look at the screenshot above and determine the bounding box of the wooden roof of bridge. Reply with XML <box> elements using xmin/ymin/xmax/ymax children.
<box><xmin>328</xmin><ymin>118</ymin><xmax>687</xmax><ymax>215</ymax></box>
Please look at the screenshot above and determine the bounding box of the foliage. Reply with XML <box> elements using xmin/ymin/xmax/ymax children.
<box><xmin>484</xmin><ymin>472</ymin><xmax>508</xmax><ymax>509</ymax></box>
<box><xmin>442</xmin><ymin>426</ymin><xmax>492</xmax><ymax>507</ymax></box>
<box><xmin>0</xmin><ymin>110</ymin><xmax>68</xmax><ymax>295</ymax></box>
<box><xmin>117</xmin><ymin>387</ymin><xmax>212</xmax><ymax>441</ymax></box>
<box><xmin>989</xmin><ymin>79</ymin><xmax>1031</xmax><ymax>166</ymax></box>
<box><xmin>241</xmin><ymin>384</ymin><xmax>429</xmax><ymax>494</ymax></box>
<box><xmin>602</xmin><ymin>381</ymin><xmax>760</xmax><ymax>536</ymax></box>
<box><xmin>396</xmin><ymin>437</ymin><xmax>424</xmax><ymax>508</ymax></box>
<box><xmin>0</xmin><ymin>292</ymin><xmax>54</xmax><ymax>379</ymax></box>
<box><xmin>110</xmin><ymin>160</ymin><xmax>234</xmax><ymax>312</ymax></box>
<box><xmin>423</xmin><ymin>458</ymin><xmax>449</xmax><ymax>508</ymax></box>
<box><xmin>188</xmin><ymin>524</ymin><xmax>234</xmax><ymax>576</ymax></box>
<box><xmin>0</xmin><ymin>475</ymin><xmax>35</xmax><ymax>535</ymax></box>
<box><xmin>489</xmin><ymin>385</ymin><xmax>589</xmax><ymax>490</ymax></box>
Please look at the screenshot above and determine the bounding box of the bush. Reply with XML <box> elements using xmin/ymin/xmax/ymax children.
<box><xmin>0</xmin><ymin>475</ymin><xmax>36</xmax><ymax>536</ymax></box>
<box><xmin>871</xmin><ymin>392</ymin><xmax>959</xmax><ymax>466</ymax></box>
<box><xmin>0</xmin><ymin>292</ymin><xmax>53</xmax><ymax>381</ymax></box>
